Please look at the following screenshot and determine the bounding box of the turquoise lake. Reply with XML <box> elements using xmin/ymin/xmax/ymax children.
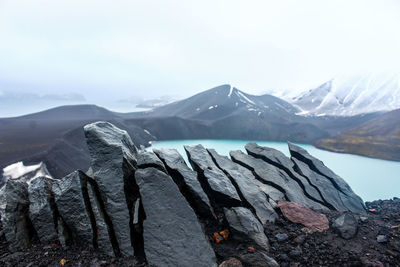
<box><xmin>149</xmin><ymin>139</ymin><xmax>400</xmax><ymax>202</ymax></box>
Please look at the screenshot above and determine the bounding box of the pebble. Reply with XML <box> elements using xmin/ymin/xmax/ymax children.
<box><xmin>377</xmin><ymin>235</ymin><xmax>388</xmax><ymax>243</ymax></box>
<box><xmin>294</xmin><ymin>235</ymin><xmax>306</xmax><ymax>244</ymax></box>
<box><xmin>275</xmin><ymin>233</ymin><xmax>289</xmax><ymax>242</ymax></box>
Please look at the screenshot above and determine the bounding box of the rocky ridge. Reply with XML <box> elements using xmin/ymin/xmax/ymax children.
<box><xmin>1</xmin><ymin>121</ymin><xmax>398</xmax><ymax>266</ymax></box>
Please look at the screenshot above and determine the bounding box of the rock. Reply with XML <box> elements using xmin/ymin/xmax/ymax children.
<box><xmin>239</xmin><ymin>251</ymin><xmax>279</xmax><ymax>267</ymax></box>
<box><xmin>288</xmin><ymin>142</ymin><xmax>366</xmax><ymax>213</ymax></box>
<box><xmin>86</xmin><ymin>180</ymin><xmax>115</xmax><ymax>256</ymax></box>
<box><xmin>275</xmin><ymin>233</ymin><xmax>288</xmax><ymax>242</ymax></box>
<box><xmin>153</xmin><ymin>148</ymin><xmax>214</xmax><ymax>218</ymax></box>
<box><xmin>360</xmin><ymin>257</ymin><xmax>384</xmax><ymax>267</ymax></box>
<box><xmin>28</xmin><ymin>176</ymin><xmax>58</xmax><ymax>244</ymax></box>
<box><xmin>376</xmin><ymin>235</ymin><xmax>388</xmax><ymax>243</ymax></box>
<box><xmin>245</xmin><ymin>143</ymin><xmax>326</xmax><ymax>206</ymax></box>
<box><xmin>332</xmin><ymin>213</ymin><xmax>358</xmax><ymax>239</ymax></box>
<box><xmin>224</xmin><ymin>207</ymin><xmax>270</xmax><ymax>250</ymax></box>
<box><xmin>84</xmin><ymin>121</ymin><xmax>137</xmax><ymax>256</ymax></box>
<box><xmin>219</xmin><ymin>258</ymin><xmax>243</xmax><ymax>267</ymax></box>
<box><xmin>52</xmin><ymin>170</ymin><xmax>94</xmax><ymax>248</ymax></box>
<box><xmin>208</xmin><ymin>149</ymin><xmax>278</xmax><ymax>224</ymax></box>
<box><xmin>185</xmin><ymin>144</ymin><xmax>241</xmax><ymax>206</ymax></box>
<box><xmin>289</xmin><ymin>246</ymin><xmax>302</xmax><ymax>258</ymax></box>
<box><xmin>278</xmin><ymin>201</ymin><xmax>329</xmax><ymax>232</ymax></box>
<box><xmin>137</xmin><ymin>151</ymin><xmax>166</xmax><ymax>172</ymax></box>
<box><xmin>230</xmin><ymin>150</ymin><xmax>327</xmax><ymax>211</ymax></box>
<box><xmin>0</xmin><ymin>179</ymin><xmax>33</xmax><ymax>251</ymax></box>
<box><xmin>294</xmin><ymin>235</ymin><xmax>306</xmax><ymax>244</ymax></box>
<box><xmin>135</xmin><ymin>167</ymin><xmax>217</xmax><ymax>267</ymax></box>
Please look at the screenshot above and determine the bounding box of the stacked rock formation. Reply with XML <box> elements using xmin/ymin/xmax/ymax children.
<box><xmin>0</xmin><ymin>122</ymin><xmax>366</xmax><ymax>266</ymax></box>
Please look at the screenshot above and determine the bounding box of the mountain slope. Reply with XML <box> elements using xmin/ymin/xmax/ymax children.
<box><xmin>287</xmin><ymin>73</ymin><xmax>400</xmax><ymax>116</ymax></box>
<box><xmin>315</xmin><ymin>109</ymin><xmax>400</xmax><ymax>161</ymax></box>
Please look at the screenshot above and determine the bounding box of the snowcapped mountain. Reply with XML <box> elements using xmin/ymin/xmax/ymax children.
<box><xmin>286</xmin><ymin>73</ymin><xmax>400</xmax><ymax>116</ymax></box>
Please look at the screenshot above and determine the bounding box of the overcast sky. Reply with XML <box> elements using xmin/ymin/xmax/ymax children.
<box><xmin>1</xmin><ymin>0</ymin><xmax>400</xmax><ymax>110</ymax></box>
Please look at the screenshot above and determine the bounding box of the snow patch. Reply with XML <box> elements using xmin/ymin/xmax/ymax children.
<box><xmin>208</xmin><ymin>106</ymin><xmax>214</xmax><ymax>110</ymax></box>
<box><xmin>228</xmin><ymin>85</ymin><xmax>234</xmax><ymax>97</ymax></box>
<box><xmin>236</xmin><ymin>91</ymin><xmax>256</xmax><ymax>105</ymax></box>
<box><xmin>144</xmin><ymin>129</ymin><xmax>151</xmax><ymax>135</ymax></box>
<box><xmin>2</xmin><ymin>162</ymin><xmax>51</xmax><ymax>184</ymax></box>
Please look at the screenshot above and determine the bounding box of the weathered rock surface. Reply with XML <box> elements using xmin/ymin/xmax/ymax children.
<box><xmin>52</xmin><ymin>171</ymin><xmax>94</xmax><ymax>247</ymax></box>
<box><xmin>84</xmin><ymin>121</ymin><xmax>137</xmax><ymax>256</ymax></box>
<box><xmin>332</xmin><ymin>212</ymin><xmax>358</xmax><ymax>239</ymax></box>
<box><xmin>238</xmin><ymin>251</ymin><xmax>279</xmax><ymax>267</ymax></box>
<box><xmin>208</xmin><ymin>149</ymin><xmax>278</xmax><ymax>224</ymax></box>
<box><xmin>0</xmin><ymin>179</ymin><xmax>33</xmax><ymax>252</ymax></box>
<box><xmin>277</xmin><ymin>201</ymin><xmax>329</xmax><ymax>232</ymax></box>
<box><xmin>28</xmin><ymin>176</ymin><xmax>58</xmax><ymax>244</ymax></box>
<box><xmin>288</xmin><ymin>142</ymin><xmax>366</xmax><ymax>213</ymax></box>
<box><xmin>137</xmin><ymin>151</ymin><xmax>166</xmax><ymax>172</ymax></box>
<box><xmin>224</xmin><ymin>207</ymin><xmax>270</xmax><ymax>250</ymax></box>
<box><xmin>230</xmin><ymin>150</ymin><xmax>327</xmax><ymax>211</ymax></box>
<box><xmin>135</xmin><ymin>167</ymin><xmax>217</xmax><ymax>267</ymax></box>
<box><xmin>219</xmin><ymin>258</ymin><xmax>243</xmax><ymax>267</ymax></box>
<box><xmin>185</xmin><ymin>144</ymin><xmax>241</xmax><ymax>206</ymax></box>
<box><xmin>153</xmin><ymin>148</ymin><xmax>214</xmax><ymax>218</ymax></box>
<box><xmin>245</xmin><ymin>143</ymin><xmax>327</xmax><ymax>206</ymax></box>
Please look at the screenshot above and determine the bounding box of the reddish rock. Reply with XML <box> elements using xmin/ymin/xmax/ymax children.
<box><xmin>219</xmin><ymin>258</ymin><xmax>243</xmax><ymax>267</ymax></box>
<box><xmin>246</xmin><ymin>246</ymin><xmax>255</xmax><ymax>253</ymax></box>
<box><xmin>277</xmin><ymin>201</ymin><xmax>329</xmax><ymax>232</ymax></box>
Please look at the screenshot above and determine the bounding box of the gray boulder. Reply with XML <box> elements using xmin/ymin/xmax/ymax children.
<box><xmin>137</xmin><ymin>151</ymin><xmax>166</xmax><ymax>172</ymax></box>
<box><xmin>185</xmin><ymin>144</ymin><xmax>241</xmax><ymax>206</ymax></box>
<box><xmin>224</xmin><ymin>207</ymin><xmax>270</xmax><ymax>250</ymax></box>
<box><xmin>135</xmin><ymin>167</ymin><xmax>217</xmax><ymax>267</ymax></box>
<box><xmin>239</xmin><ymin>251</ymin><xmax>279</xmax><ymax>267</ymax></box>
<box><xmin>84</xmin><ymin>121</ymin><xmax>137</xmax><ymax>256</ymax></box>
<box><xmin>153</xmin><ymin>148</ymin><xmax>214</xmax><ymax>218</ymax></box>
<box><xmin>230</xmin><ymin>150</ymin><xmax>327</xmax><ymax>211</ymax></box>
<box><xmin>52</xmin><ymin>171</ymin><xmax>94</xmax><ymax>248</ymax></box>
<box><xmin>288</xmin><ymin>142</ymin><xmax>366</xmax><ymax>213</ymax></box>
<box><xmin>208</xmin><ymin>149</ymin><xmax>278</xmax><ymax>224</ymax></box>
<box><xmin>332</xmin><ymin>213</ymin><xmax>358</xmax><ymax>239</ymax></box>
<box><xmin>0</xmin><ymin>179</ymin><xmax>33</xmax><ymax>252</ymax></box>
<box><xmin>28</xmin><ymin>176</ymin><xmax>58</xmax><ymax>244</ymax></box>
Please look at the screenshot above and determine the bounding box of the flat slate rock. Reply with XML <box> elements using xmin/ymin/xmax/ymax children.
<box><xmin>135</xmin><ymin>167</ymin><xmax>217</xmax><ymax>267</ymax></box>
<box><xmin>0</xmin><ymin>179</ymin><xmax>32</xmax><ymax>252</ymax></box>
<box><xmin>28</xmin><ymin>176</ymin><xmax>58</xmax><ymax>244</ymax></box>
<box><xmin>230</xmin><ymin>150</ymin><xmax>328</xmax><ymax>211</ymax></box>
<box><xmin>153</xmin><ymin>148</ymin><xmax>213</xmax><ymax>218</ymax></box>
<box><xmin>224</xmin><ymin>207</ymin><xmax>270</xmax><ymax>250</ymax></box>
<box><xmin>84</xmin><ymin>121</ymin><xmax>137</xmax><ymax>256</ymax></box>
<box><xmin>288</xmin><ymin>142</ymin><xmax>366</xmax><ymax>213</ymax></box>
<box><xmin>185</xmin><ymin>144</ymin><xmax>241</xmax><ymax>206</ymax></box>
<box><xmin>208</xmin><ymin>149</ymin><xmax>278</xmax><ymax>224</ymax></box>
<box><xmin>137</xmin><ymin>151</ymin><xmax>166</xmax><ymax>172</ymax></box>
<box><xmin>245</xmin><ymin>143</ymin><xmax>326</xmax><ymax>206</ymax></box>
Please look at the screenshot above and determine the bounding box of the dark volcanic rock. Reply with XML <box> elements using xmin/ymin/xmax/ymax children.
<box><xmin>185</xmin><ymin>144</ymin><xmax>241</xmax><ymax>206</ymax></box>
<box><xmin>84</xmin><ymin>121</ymin><xmax>137</xmax><ymax>256</ymax></box>
<box><xmin>288</xmin><ymin>142</ymin><xmax>366</xmax><ymax>213</ymax></box>
<box><xmin>224</xmin><ymin>207</ymin><xmax>270</xmax><ymax>250</ymax></box>
<box><xmin>219</xmin><ymin>257</ymin><xmax>243</xmax><ymax>267</ymax></box>
<box><xmin>28</xmin><ymin>176</ymin><xmax>58</xmax><ymax>244</ymax></box>
<box><xmin>137</xmin><ymin>151</ymin><xmax>166</xmax><ymax>172</ymax></box>
<box><xmin>245</xmin><ymin>143</ymin><xmax>327</xmax><ymax>206</ymax></box>
<box><xmin>239</xmin><ymin>251</ymin><xmax>279</xmax><ymax>267</ymax></box>
<box><xmin>208</xmin><ymin>149</ymin><xmax>278</xmax><ymax>224</ymax></box>
<box><xmin>153</xmin><ymin>148</ymin><xmax>214</xmax><ymax>218</ymax></box>
<box><xmin>0</xmin><ymin>179</ymin><xmax>33</xmax><ymax>252</ymax></box>
<box><xmin>332</xmin><ymin>213</ymin><xmax>359</xmax><ymax>240</ymax></box>
<box><xmin>135</xmin><ymin>167</ymin><xmax>217</xmax><ymax>267</ymax></box>
<box><xmin>230</xmin><ymin>150</ymin><xmax>327</xmax><ymax>211</ymax></box>
<box><xmin>52</xmin><ymin>171</ymin><xmax>94</xmax><ymax>248</ymax></box>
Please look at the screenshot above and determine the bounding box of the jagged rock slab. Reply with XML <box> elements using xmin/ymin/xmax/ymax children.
<box><xmin>0</xmin><ymin>179</ymin><xmax>33</xmax><ymax>252</ymax></box>
<box><xmin>207</xmin><ymin>149</ymin><xmax>278</xmax><ymax>224</ymax></box>
<box><xmin>137</xmin><ymin>151</ymin><xmax>166</xmax><ymax>172</ymax></box>
<box><xmin>292</xmin><ymin>157</ymin><xmax>357</xmax><ymax>212</ymax></box>
<box><xmin>52</xmin><ymin>170</ymin><xmax>94</xmax><ymax>247</ymax></box>
<box><xmin>278</xmin><ymin>201</ymin><xmax>329</xmax><ymax>232</ymax></box>
<box><xmin>288</xmin><ymin>142</ymin><xmax>366</xmax><ymax>213</ymax></box>
<box><xmin>153</xmin><ymin>148</ymin><xmax>214</xmax><ymax>218</ymax></box>
<box><xmin>28</xmin><ymin>176</ymin><xmax>58</xmax><ymax>244</ymax></box>
<box><xmin>224</xmin><ymin>207</ymin><xmax>270</xmax><ymax>250</ymax></box>
<box><xmin>245</xmin><ymin>143</ymin><xmax>326</xmax><ymax>206</ymax></box>
<box><xmin>84</xmin><ymin>121</ymin><xmax>137</xmax><ymax>256</ymax></box>
<box><xmin>87</xmin><ymin>180</ymin><xmax>115</xmax><ymax>256</ymax></box>
<box><xmin>230</xmin><ymin>150</ymin><xmax>328</xmax><ymax>211</ymax></box>
<box><xmin>135</xmin><ymin>167</ymin><xmax>217</xmax><ymax>267</ymax></box>
<box><xmin>185</xmin><ymin>144</ymin><xmax>241</xmax><ymax>206</ymax></box>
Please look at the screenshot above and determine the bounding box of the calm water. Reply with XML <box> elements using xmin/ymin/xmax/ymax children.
<box><xmin>149</xmin><ymin>139</ymin><xmax>400</xmax><ymax>201</ymax></box>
